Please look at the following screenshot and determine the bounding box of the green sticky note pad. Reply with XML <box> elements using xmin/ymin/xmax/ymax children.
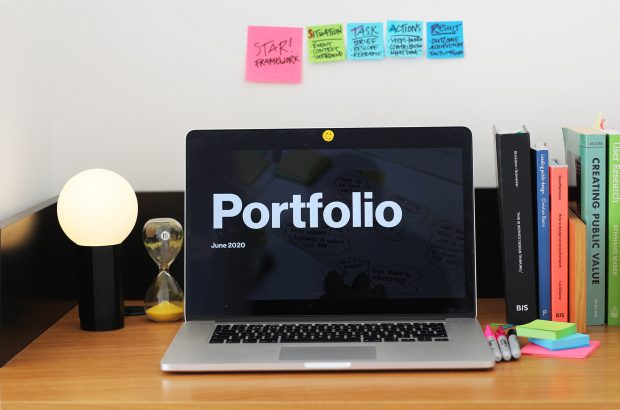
<box><xmin>307</xmin><ymin>24</ymin><xmax>346</xmax><ymax>63</ymax></box>
<box><xmin>516</xmin><ymin>319</ymin><xmax>577</xmax><ymax>340</ymax></box>
<box><xmin>274</xmin><ymin>150</ymin><xmax>331</xmax><ymax>185</ymax></box>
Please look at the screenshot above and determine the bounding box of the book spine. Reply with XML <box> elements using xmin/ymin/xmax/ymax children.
<box><xmin>579</xmin><ymin>137</ymin><xmax>606</xmax><ymax>325</ymax></box>
<box><xmin>495</xmin><ymin>132</ymin><xmax>538</xmax><ymax>324</ymax></box>
<box><xmin>549</xmin><ymin>164</ymin><xmax>568</xmax><ymax>322</ymax></box>
<box><xmin>568</xmin><ymin>208</ymin><xmax>587</xmax><ymax>333</ymax></box>
<box><xmin>608</xmin><ymin>133</ymin><xmax>620</xmax><ymax>325</ymax></box>
<box><xmin>533</xmin><ymin>149</ymin><xmax>551</xmax><ymax>320</ymax></box>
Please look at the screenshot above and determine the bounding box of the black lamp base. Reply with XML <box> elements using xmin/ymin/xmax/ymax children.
<box><xmin>78</xmin><ymin>245</ymin><xmax>124</xmax><ymax>331</ymax></box>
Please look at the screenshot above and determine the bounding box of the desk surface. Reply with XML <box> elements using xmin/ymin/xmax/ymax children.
<box><xmin>0</xmin><ymin>299</ymin><xmax>618</xmax><ymax>409</ymax></box>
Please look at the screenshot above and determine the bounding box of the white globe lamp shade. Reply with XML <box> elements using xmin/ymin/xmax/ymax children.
<box><xmin>57</xmin><ymin>169</ymin><xmax>138</xmax><ymax>246</ymax></box>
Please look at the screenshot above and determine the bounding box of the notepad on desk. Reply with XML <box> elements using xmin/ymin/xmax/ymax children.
<box><xmin>529</xmin><ymin>333</ymin><xmax>590</xmax><ymax>350</ymax></box>
<box><xmin>515</xmin><ymin>320</ymin><xmax>576</xmax><ymax>340</ymax></box>
<box><xmin>521</xmin><ymin>341</ymin><xmax>600</xmax><ymax>359</ymax></box>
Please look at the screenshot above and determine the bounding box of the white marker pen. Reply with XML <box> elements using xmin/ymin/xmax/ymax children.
<box><xmin>495</xmin><ymin>327</ymin><xmax>512</xmax><ymax>361</ymax></box>
<box><xmin>484</xmin><ymin>325</ymin><xmax>502</xmax><ymax>362</ymax></box>
<box><xmin>507</xmin><ymin>329</ymin><xmax>521</xmax><ymax>359</ymax></box>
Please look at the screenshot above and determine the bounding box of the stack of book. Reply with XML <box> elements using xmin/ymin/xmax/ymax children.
<box><xmin>495</xmin><ymin>125</ymin><xmax>620</xmax><ymax>329</ymax></box>
<box><xmin>516</xmin><ymin>319</ymin><xmax>599</xmax><ymax>358</ymax></box>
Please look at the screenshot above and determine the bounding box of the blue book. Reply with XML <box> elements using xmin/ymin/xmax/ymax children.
<box><xmin>531</xmin><ymin>144</ymin><xmax>550</xmax><ymax>320</ymax></box>
<box><xmin>529</xmin><ymin>333</ymin><xmax>590</xmax><ymax>350</ymax></box>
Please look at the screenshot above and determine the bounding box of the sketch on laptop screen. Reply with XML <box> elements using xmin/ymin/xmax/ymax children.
<box><xmin>187</xmin><ymin>145</ymin><xmax>466</xmax><ymax>310</ymax></box>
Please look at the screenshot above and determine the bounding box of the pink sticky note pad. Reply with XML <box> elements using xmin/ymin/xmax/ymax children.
<box><xmin>246</xmin><ymin>26</ymin><xmax>303</xmax><ymax>84</ymax></box>
<box><xmin>521</xmin><ymin>341</ymin><xmax>600</xmax><ymax>359</ymax></box>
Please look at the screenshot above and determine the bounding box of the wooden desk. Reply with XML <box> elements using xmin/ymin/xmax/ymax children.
<box><xmin>0</xmin><ymin>299</ymin><xmax>618</xmax><ymax>409</ymax></box>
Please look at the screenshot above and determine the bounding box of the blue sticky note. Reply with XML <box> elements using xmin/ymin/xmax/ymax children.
<box><xmin>529</xmin><ymin>333</ymin><xmax>590</xmax><ymax>351</ymax></box>
<box><xmin>386</xmin><ymin>20</ymin><xmax>423</xmax><ymax>58</ymax></box>
<box><xmin>346</xmin><ymin>23</ymin><xmax>384</xmax><ymax>60</ymax></box>
<box><xmin>426</xmin><ymin>21</ymin><xmax>464</xmax><ymax>59</ymax></box>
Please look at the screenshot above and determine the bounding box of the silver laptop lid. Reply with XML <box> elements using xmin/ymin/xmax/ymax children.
<box><xmin>185</xmin><ymin>127</ymin><xmax>475</xmax><ymax>320</ymax></box>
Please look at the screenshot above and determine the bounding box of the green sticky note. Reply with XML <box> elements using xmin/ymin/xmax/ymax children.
<box><xmin>515</xmin><ymin>319</ymin><xmax>577</xmax><ymax>340</ymax></box>
<box><xmin>307</xmin><ymin>24</ymin><xmax>346</xmax><ymax>63</ymax></box>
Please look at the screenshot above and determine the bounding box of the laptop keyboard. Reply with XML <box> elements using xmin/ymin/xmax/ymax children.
<box><xmin>209</xmin><ymin>322</ymin><xmax>448</xmax><ymax>344</ymax></box>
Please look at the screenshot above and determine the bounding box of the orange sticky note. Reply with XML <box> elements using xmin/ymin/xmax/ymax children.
<box><xmin>521</xmin><ymin>341</ymin><xmax>600</xmax><ymax>359</ymax></box>
<box><xmin>246</xmin><ymin>26</ymin><xmax>303</xmax><ymax>84</ymax></box>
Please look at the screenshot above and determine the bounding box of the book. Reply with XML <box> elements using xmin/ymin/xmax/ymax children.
<box><xmin>607</xmin><ymin>130</ymin><xmax>620</xmax><ymax>325</ymax></box>
<box><xmin>568</xmin><ymin>208</ymin><xmax>587</xmax><ymax>333</ymax></box>
<box><xmin>563</xmin><ymin>127</ymin><xmax>606</xmax><ymax>325</ymax></box>
<box><xmin>531</xmin><ymin>144</ymin><xmax>551</xmax><ymax>320</ymax></box>
<box><xmin>529</xmin><ymin>333</ymin><xmax>590</xmax><ymax>350</ymax></box>
<box><xmin>521</xmin><ymin>341</ymin><xmax>600</xmax><ymax>359</ymax></box>
<box><xmin>548</xmin><ymin>159</ymin><xmax>568</xmax><ymax>322</ymax></box>
<box><xmin>515</xmin><ymin>319</ymin><xmax>576</xmax><ymax>340</ymax></box>
<box><xmin>494</xmin><ymin>126</ymin><xmax>538</xmax><ymax>324</ymax></box>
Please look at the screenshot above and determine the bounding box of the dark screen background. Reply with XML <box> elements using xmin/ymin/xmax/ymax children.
<box><xmin>186</xmin><ymin>128</ymin><xmax>475</xmax><ymax>318</ymax></box>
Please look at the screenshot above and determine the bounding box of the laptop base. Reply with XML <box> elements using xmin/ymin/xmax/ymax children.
<box><xmin>161</xmin><ymin>318</ymin><xmax>495</xmax><ymax>372</ymax></box>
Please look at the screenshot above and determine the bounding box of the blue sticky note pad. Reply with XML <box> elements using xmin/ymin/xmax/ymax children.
<box><xmin>426</xmin><ymin>21</ymin><xmax>464</xmax><ymax>59</ymax></box>
<box><xmin>386</xmin><ymin>20</ymin><xmax>423</xmax><ymax>58</ymax></box>
<box><xmin>346</xmin><ymin>23</ymin><xmax>384</xmax><ymax>60</ymax></box>
<box><xmin>529</xmin><ymin>333</ymin><xmax>590</xmax><ymax>351</ymax></box>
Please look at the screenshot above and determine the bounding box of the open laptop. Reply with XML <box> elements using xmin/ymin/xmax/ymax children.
<box><xmin>161</xmin><ymin>127</ymin><xmax>495</xmax><ymax>371</ymax></box>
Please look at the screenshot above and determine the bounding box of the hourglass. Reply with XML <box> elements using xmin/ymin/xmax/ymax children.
<box><xmin>143</xmin><ymin>218</ymin><xmax>184</xmax><ymax>322</ymax></box>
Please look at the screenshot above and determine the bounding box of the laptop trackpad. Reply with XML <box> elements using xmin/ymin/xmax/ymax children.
<box><xmin>279</xmin><ymin>346</ymin><xmax>376</xmax><ymax>361</ymax></box>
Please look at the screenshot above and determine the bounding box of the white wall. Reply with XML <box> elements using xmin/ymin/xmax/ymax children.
<box><xmin>0</xmin><ymin>1</ymin><xmax>55</xmax><ymax>221</ymax></box>
<box><xmin>3</xmin><ymin>0</ymin><xmax>620</xmax><ymax>220</ymax></box>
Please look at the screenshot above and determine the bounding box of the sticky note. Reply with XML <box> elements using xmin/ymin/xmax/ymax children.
<box><xmin>426</xmin><ymin>21</ymin><xmax>464</xmax><ymax>59</ymax></box>
<box><xmin>529</xmin><ymin>333</ymin><xmax>590</xmax><ymax>351</ymax></box>
<box><xmin>346</xmin><ymin>23</ymin><xmax>384</xmax><ymax>60</ymax></box>
<box><xmin>516</xmin><ymin>319</ymin><xmax>576</xmax><ymax>340</ymax></box>
<box><xmin>307</xmin><ymin>24</ymin><xmax>346</xmax><ymax>63</ymax></box>
<box><xmin>521</xmin><ymin>341</ymin><xmax>600</xmax><ymax>359</ymax></box>
<box><xmin>386</xmin><ymin>20</ymin><xmax>423</xmax><ymax>58</ymax></box>
<box><xmin>246</xmin><ymin>26</ymin><xmax>303</xmax><ymax>84</ymax></box>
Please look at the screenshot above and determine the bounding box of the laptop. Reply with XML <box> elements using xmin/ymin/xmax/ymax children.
<box><xmin>161</xmin><ymin>127</ymin><xmax>495</xmax><ymax>371</ymax></box>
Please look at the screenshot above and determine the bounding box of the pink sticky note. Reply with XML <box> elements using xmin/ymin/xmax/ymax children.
<box><xmin>521</xmin><ymin>341</ymin><xmax>600</xmax><ymax>359</ymax></box>
<box><xmin>246</xmin><ymin>26</ymin><xmax>303</xmax><ymax>84</ymax></box>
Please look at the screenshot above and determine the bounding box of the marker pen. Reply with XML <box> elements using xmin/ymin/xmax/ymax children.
<box><xmin>495</xmin><ymin>327</ymin><xmax>512</xmax><ymax>361</ymax></box>
<box><xmin>507</xmin><ymin>329</ymin><xmax>521</xmax><ymax>359</ymax></box>
<box><xmin>484</xmin><ymin>325</ymin><xmax>502</xmax><ymax>362</ymax></box>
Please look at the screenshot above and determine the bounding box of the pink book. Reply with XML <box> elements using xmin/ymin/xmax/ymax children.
<box><xmin>549</xmin><ymin>159</ymin><xmax>569</xmax><ymax>322</ymax></box>
<box><xmin>521</xmin><ymin>341</ymin><xmax>600</xmax><ymax>359</ymax></box>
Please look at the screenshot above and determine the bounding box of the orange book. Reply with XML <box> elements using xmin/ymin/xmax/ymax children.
<box><xmin>549</xmin><ymin>160</ymin><xmax>568</xmax><ymax>321</ymax></box>
<box><xmin>568</xmin><ymin>208</ymin><xmax>587</xmax><ymax>333</ymax></box>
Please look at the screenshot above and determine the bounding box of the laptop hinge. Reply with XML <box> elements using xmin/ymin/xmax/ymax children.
<box><xmin>208</xmin><ymin>314</ymin><xmax>466</xmax><ymax>323</ymax></box>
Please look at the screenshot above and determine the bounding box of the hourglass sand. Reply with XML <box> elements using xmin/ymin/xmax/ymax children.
<box><xmin>143</xmin><ymin>218</ymin><xmax>184</xmax><ymax>322</ymax></box>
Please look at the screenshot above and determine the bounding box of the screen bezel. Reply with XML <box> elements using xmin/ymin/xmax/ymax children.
<box><xmin>185</xmin><ymin>127</ymin><xmax>476</xmax><ymax>319</ymax></box>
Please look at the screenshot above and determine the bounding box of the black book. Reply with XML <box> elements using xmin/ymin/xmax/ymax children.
<box><xmin>494</xmin><ymin>126</ymin><xmax>538</xmax><ymax>324</ymax></box>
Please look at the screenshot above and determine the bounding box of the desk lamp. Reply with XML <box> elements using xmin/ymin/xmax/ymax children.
<box><xmin>57</xmin><ymin>169</ymin><xmax>138</xmax><ymax>331</ymax></box>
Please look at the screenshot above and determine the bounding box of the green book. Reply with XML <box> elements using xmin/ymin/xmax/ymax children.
<box><xmin>608</xmin><ymin>130</ymin><xmax>620</xmax><ymax>325</ymax></box>
<box><xmin>516</xmin><ymin>319</ymin><xmax>577</xmax><ymax>340</ymax></box>
<box><xmin>563</xmin><ymin>127</ymin><xmax>606</xmax><ymax>325</ymax></box>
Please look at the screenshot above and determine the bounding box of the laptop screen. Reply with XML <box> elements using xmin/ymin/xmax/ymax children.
<box><xmin>185</xmin><ymin>128</ymin><xmax>475</xmax><ymax>319</ymax></box>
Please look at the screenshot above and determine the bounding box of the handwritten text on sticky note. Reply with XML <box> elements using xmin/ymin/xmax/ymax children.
<box><xmin>246</xmin><ymin>26</ymin><xmax>303</xmax><ymax>83</ymax></box>
<box><xmin>307</xmin><ymin>24</ymin><xmax>346</xmax><ymax>63</ymax></box>
<box><xmin>427</xmin><ymin>21</ymin><xmax>464</xmax><ymax>59</ymax></box>
<box><xmin>386</xmin><ymin>20</ymin><xmax>423</xmax><ymax>58</ymax></box>
<box><xmin>346</xmin><ymin>23</ymin><xmax>384</xmax><ymax>60</ymax></box>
